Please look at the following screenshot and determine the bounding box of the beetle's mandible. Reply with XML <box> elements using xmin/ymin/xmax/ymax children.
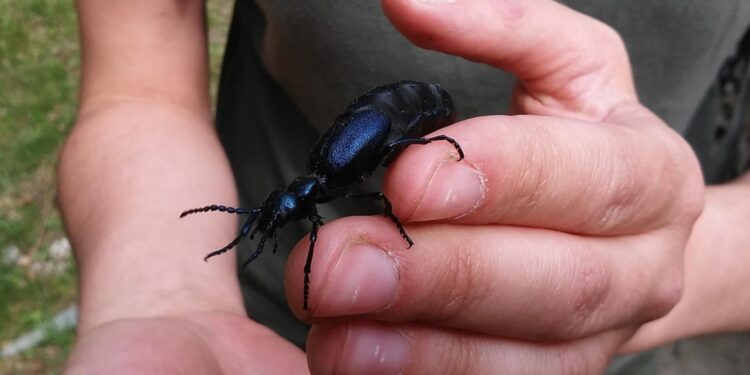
<box><xmin>180</xmin><ymin>80</ymin><xmax>465</xmax><ymax>310</ymax></box>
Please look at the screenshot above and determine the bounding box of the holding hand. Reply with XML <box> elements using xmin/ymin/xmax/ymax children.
<box><xmin>287</xmin><ymin>0</ymin><xmax>704</xmax><ymax>373</ymax></box>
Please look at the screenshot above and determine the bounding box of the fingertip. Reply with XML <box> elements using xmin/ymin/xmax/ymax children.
<box><xmin>285</xmin><ymin>217</ymin><xmax>408</xmax><ymax>319</ymax></box>
<box><xmin>382</xmin><ymin>0</ymin><xmax>483</xmax><ymax>53</ymax></box>
<box><xmin>314</xmin><ymin>243</ymin><xmax>399</xmax><ymax>317</ymax></box>
<box><xmin>285</xmin><ymin>223</ymin><xmax>343</xmax><ymax>319</ymax></box>
<box><xmin>383</xmin><ymin>144</ymin><xmax>445</xmax><ymax>220</ymax></box>
<box><xmin>383</xmin><ymin>0</ymin><xmax>637</xmax><ymax>115</ymax></box>
<box><xmin>307</xmin><ymin>324</ymin><xmax>348</xmax><ymax>375</ymax></box>
<box><xmin>384</xmin><ymin>124</ymin><xmax>485</xmax><ymax>222</ymax></box>
<box><xmin>308</xmin><ymin>322</ymin><xmax>409</xmax><ymax>375</ymax></box>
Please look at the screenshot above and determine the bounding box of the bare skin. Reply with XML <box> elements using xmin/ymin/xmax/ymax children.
<box><xmin>61</xmin><ymin>0</ymin><xmax>750</xmax><ymax>374</ymax></box>
<box><xmin>61</xmin><ymin>1</ymin><xmax>305</xmax><ymax>373</ymax></box>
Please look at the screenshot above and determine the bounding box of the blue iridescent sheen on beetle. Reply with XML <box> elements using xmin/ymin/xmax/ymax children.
<box><xmin>180</xmin><ymin>81</ymin><xmax>464</xmax><ymax>310</ymax></box>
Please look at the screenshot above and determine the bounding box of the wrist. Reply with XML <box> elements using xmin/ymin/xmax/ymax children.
<box><xmin>622</xmin><ymin>178</ymin><xmax>750</xmax><ymax>351</ymax></box>
<box><xmin>76</xmin><ymin>239</ymin><xmax>245</xmax><ymax>332</ymax></box>
<box><xmin>59</xmin><ymin>102</ymin><xmax>245</xmax><ymax>331</ymax></box>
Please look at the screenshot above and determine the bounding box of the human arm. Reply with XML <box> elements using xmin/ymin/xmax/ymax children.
<box><xmin>60</xmin><ymin>1</ymin><xmax>306</xmax><ymax>373</ymax></box>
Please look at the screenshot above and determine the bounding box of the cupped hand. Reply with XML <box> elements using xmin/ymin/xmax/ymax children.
<box><xmin>286</xmin><ymin>0</ymin><xmax>704</xmax><ymax>374</ymax></box>
<box><xmin>65</xmin><ymin>309</ymin><xmax>307</xmax><ymax>375</ymax></box>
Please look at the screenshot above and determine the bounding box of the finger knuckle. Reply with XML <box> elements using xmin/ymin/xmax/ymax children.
<box><xmin>558</xmin><ymin>252</ymin><xmax>612</xmax><ymax>337</ymax></box>
<box><xmin>648</xmin><ymin>269</ymin><xmax>684</xmax><ymax>320</ymax></box>
<box><xmin>513</xmin><ymin>126</ymin><xmax>554</xmax><ymax>213</ymax></box>
<box><xmin>432</xmin><ymin>243</ymin><xmax>489</xmax><ymax>320</ymax></box>
<box><xmin>442</xmin><ymin>335</ymin><xmax>483</xmax><ymax>375</ymax></box>
<box><xmin>591</xmin><ymin>20</ymin><xmax>628</xmax><ymax>60</ymax></box>
<box><xmin>652</xmin><ymin>128</ymin><xmax>706</xmax><ymax>226</ymax></box>
<box><xmin>598</xmin><ymin>166</ymin><xmax>643</xmax><ymax>232</ymax></box>
<box><xmin>555</xmin><ymin>346</ymin><xmax>592</xmax><ymax>375</ymax></box>
<box><xmin>669</xmin><ymin>137</ymin><xmax>706</xmax><ymax>224</ymax></box>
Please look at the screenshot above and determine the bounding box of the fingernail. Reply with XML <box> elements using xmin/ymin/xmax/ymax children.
<box><xmin>411</xmin><ymin>161</ymin><xmax>485</xmax><ymax>221</ymax></box>
<box><xmin>417</xmin><ymin>0</ymin><xmax>456</xmax><ymax>3</ymax></box>
<box><xmin>338</xmin><ymin>324</ymin><xmax>408</xmax><ymax>375</ymax></box>
<box><xmin>316</xmin><ymin>245</ymin><xmax>398</xmax><ymax>317</ymax></box>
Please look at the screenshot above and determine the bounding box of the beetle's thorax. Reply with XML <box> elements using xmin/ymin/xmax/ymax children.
<box><xmin>287</xmin><ymin>176</ymin><xmax>322</xmax><ymax>205</ymax></box>
<box><xmin>257</xmin><ymin>176</ymin><xmax>322</xmax><ymax>230</ymax></box>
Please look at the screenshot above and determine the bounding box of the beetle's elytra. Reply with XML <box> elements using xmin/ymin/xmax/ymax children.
<box><xmin>181</xmin><ymin>81</ymin><xmax>465</xmax><ymax>310</ymax></box>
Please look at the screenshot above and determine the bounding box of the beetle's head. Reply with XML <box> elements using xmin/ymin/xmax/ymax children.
<box><xmin>259</xmin><ymin>190</ymin><xmax>301</xmax><ymax>229</ymax></box>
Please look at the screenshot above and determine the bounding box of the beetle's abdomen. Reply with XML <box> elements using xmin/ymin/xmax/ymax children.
<box><xmin>308</xmin><ymin>110</ymin><xmax>392</xmax><ymax>185</ymax></box>
<box><xmin>352</xmin><ymin>81</ymin><xmax>456</xmax><ymax>139</ymax></box>
<box><xmin>307</xmin><ymin>81</ymin><xmax>457</xmax><ymax>188</ymax></box>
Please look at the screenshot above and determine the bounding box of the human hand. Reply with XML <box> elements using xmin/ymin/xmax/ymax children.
<box><xmin>64</xmin><ymin>1</ymin><xmax>310</xmax><ymax>373</ymax></box>
<box><xmin>65</xmin><ymin>310</ymin><xmax>307</xmax><ymax>375</ymax></box>
<box><xmin>60</xmin><ymin>102</ymin><xmax>309</xmax><ymax>375</ymax></box>
<box><xmin>285</xmin><ymin>0</ymin><xmax>704</xmax><ymax>374</ymax></box>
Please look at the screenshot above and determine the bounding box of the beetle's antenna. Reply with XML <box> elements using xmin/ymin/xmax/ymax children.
<box><xmin>203</xmin><ymin>208</ymin><xmax>261</xmax><ymax>261</ymax></box>
<box><xmin>180</xmin><ymin>204</ymin><xmax>252</xmax><ymax>218</ymax></box>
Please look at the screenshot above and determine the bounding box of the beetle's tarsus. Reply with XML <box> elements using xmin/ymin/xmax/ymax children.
<box><xmin>303</xmin><ymin>216</ymin><xmax>321</xmax><ymax>311</ymax></box>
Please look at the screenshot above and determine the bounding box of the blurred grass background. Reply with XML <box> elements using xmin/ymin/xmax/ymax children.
<box><xmin>0</xmin><ymin>0</ymin><xmax>233</xmax><ymax>373</ymax></box>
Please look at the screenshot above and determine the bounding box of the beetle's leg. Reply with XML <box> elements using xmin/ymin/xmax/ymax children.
<box><xmin>239</xmin><ymin>232</ymin><xmax>269</xmax><ymax>273</ymax></box>
<box><xmin>303</xmin><ymin>212</ymin><xmax>324</xmax><ymax>310</ymax></box>
<box><xmin>239</xmin><ymin>212</ymin><xmax>280</xmax><ymax>273</ymax></box>
<box><xmin>345</xmin><ymin>192</ymin><xmax>414</xmax><ymax>248</ymax></box>
<box><xmin>383</xmin><ymin>135</ymin><xmax>464</xmax><ymax>164</ymax></box>
<box><xmin>204</xmin><ymin>209</ymin><xmax>261</xmax><ymax>261</ymax></box>
<box><xmin>180</xmin><ymin>205</ymin><xmax>253</xmax><ymax>218</ymax></box>
<box><xmin>238</xmin><ymin>212</ymin><xmax>279</xmax><ymax>275</ymax></box>
<box><xmin>272</xmin><ymin>232</ymin><xmax>280</xmax><ymax>254</ymax></box>
<box><xmin>249</xmin><ymin>224</ymin><xmax>261</xmax><ymax>240</ymax></box>
<box><xmin>426</xmin><ymin>135</ymin><xmax>464</xmax><ymax>160</ymax></box>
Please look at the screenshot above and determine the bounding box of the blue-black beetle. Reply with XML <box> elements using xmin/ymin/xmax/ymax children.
<box><xmin>181</xmin><ymin>80</ymin><xmax>464</xmax><ymax>309</ymax></box>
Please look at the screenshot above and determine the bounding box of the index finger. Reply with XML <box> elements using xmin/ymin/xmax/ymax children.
<box><xmin>385</xmin><ymin>113</ymin><xmax>701</xmax><ymax>235</ymax></box>
<box><xmin>381</xmin><ymin>0</ymin><xmax>703</xmax><ymax>234</ymax></box>
<box><xmin>383</xmin><ymin>0</ymin><xmax>636</xmax><ymax>119</ymax></box>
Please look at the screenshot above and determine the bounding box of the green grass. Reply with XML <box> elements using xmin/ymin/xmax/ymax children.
<box><xmin>0</xmin><ymin>0</ymin><xmax>232</xmax><ymax>373</ymax></box>
<box><xmin>0</xmin><ymin>0</ymin><xmax>80</xmax><ymax>349</ymax></box>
